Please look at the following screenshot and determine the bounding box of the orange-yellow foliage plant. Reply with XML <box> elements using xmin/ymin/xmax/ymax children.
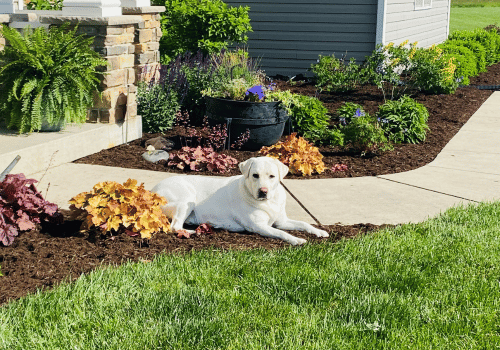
<box><xmin>69</xmin><ymin>179</ymin><xmax>170</xmax><ymax>239</ymax></box>
<box><xmin>259</xmin><ymin>133</ymin><xmax>325</xmax><ymax>176</ymax></box>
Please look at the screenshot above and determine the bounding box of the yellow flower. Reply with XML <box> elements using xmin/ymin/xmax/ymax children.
<box><xmin>399</xmin><ymin>39</ymin><xmax>409</xmax><ymax>48</ymax></box>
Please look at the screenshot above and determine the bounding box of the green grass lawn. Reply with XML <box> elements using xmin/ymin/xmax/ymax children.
<box><xmin>450</xmin><ymin>7</ymin><xmax>500</xmax><ymax>32</ymax></box>
<box><xmin>451</xmin><ymin>0</ymin><xmax>500</xmax><ymax>7</ymax></box>
<box><xmin>1</xmin><ymin>201</ymin><xmax>499</xmax><ymax>349</ymax></box>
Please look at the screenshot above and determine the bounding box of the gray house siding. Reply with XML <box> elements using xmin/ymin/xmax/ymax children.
<box><xmin>224</xmin><ymin>0</ymin><xmax>378</xmax><ymax>77</ymax></box>
<box><xmin>384</xmin><ymin>0</ymin><xmax>451</xmax><ymax>48</ymax></box>
<box><xmin>224</xmin><ymin>0</ymin><xmax>451</xmax><ymax>77</ymax></box>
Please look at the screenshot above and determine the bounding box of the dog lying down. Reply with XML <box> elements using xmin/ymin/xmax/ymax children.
<box><xmin>152</xmin><ymin>156</ymin><xmax>329</xmax><ymax>245</ymax></box>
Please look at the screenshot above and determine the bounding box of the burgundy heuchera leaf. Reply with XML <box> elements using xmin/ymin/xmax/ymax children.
<box><xmin>195</xmin><ymin>223</ymin><xmax>213</xmax><ymax>235</ymax></box>
<box><xmin>0</xmin><ymin>173</ymin><xmax>61</xmax><ymax>246</ymax></box>
<box><xmin>177</xmin><ymin>229</ymin><xmax>191</xmax><ymax>239</ymax></box>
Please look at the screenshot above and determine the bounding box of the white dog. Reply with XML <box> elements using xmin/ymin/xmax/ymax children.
<box><xmin>151</xmin><ymin>157</ymin><xmax>329</xmax><ymax>245</ymax></box>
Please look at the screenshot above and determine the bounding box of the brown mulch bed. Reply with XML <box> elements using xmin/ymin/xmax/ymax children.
<box><xmin>2</xmin><ymin>63</ymin><xmax>500</xmax><ymax>307</ymax></box>
<box><xmin>74</xmin><ymin>63</ymin><xmax>499</xmax><ymax>179</ymax></box>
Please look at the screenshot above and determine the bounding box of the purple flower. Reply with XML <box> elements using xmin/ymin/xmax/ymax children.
<box><xmin>245</xmin><ymin>85</ymin><xmax>265</xmax><ymax>100</ymax></box>
<box><xmin>355</xmin><ymin>109</ymin><xmax>365</xmax><ymax>117</ymax></box>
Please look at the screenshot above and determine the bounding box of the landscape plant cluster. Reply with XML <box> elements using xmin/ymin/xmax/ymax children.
<box><xmin>134</xmin><ymin>9</ymin><xmax>500</xmax><ymax>179</ymax></box>
<box><xmin>312</xmin><ymin>27</ymin><xmax>500</xmax><ymax>98</ymax></box>
<box><xmin>137</xmin><ymin>49</ymin><xmax>263</xmax><ymax>133</ymax></box>
<box><xmin>0</xmin><ymin>174</ymin><xmax>61</xmax><ymax>246</ymax></box>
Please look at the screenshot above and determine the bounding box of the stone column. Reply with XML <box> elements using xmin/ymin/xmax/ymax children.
<box><xmin>0</xmin><ymin>15</ymin><xmax>8</xmax><ymax>52</ymax></box>
<box><xmin>37</xmin><ymin>7</ymin><xmax>165</xmax><ymax>125</ymax></box>
<box><xmin>62</xmin><ymin>0</ymin><xmax>122</xmax><ymax>17</ymax></box>
<box><xmin>122</xmin><ymin>6</ymin><xmax>164</xmax><ymax>84</ymax></box>
<box><xmin>121</xmin><ymin>0</ymin><xmax>150</xmax><ymax>7</ymax></box>
<box><xmin>0</xmin><ymin>0</ymin><xmax>15</xmax><ymax>14</ymax></box>
<box><xmin>40</xmin><ymin>15</ymin><xmax>142</xmax><ymax>124</ymax></box>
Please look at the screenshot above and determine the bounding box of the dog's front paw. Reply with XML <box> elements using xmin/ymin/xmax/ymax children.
<box><xmin>289</xmin><ymin>237</ymin><xmax>307</xmax><ymax>246</ymax></box>
<box><xmin>312</xmin><ymin>228</ymin><xmax>329</xmax><ymax>238</ymax></box>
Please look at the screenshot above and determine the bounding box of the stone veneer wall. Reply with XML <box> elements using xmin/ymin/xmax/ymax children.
<box><xmin>0</xmin><ymin>14</ymin><xmax>8</xmax><ymax>50</ymax></box>
<box><xmin>0</xmin><ymin>7</ymin><xmax>164</xmax><ymax>124</ymax></box>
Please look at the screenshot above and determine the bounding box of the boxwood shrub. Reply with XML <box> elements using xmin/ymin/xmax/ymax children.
<box><xmin>448</xmin><ymin>28</ymin><xmax>500</xmax><ymax>65</ymax></box>
<box><xmin>444</xmin><ymin>39</ymin><xmax>487</xmax><ymax>74</ymax></box>
<box><xmin>438</xmin><ymin>42</ymin><xmax>478</xmax><ymax>85</ymax></box>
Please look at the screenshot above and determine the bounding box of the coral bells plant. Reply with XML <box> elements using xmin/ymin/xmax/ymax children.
<box><xmin>69</xmin><ymin>179</ymin><xmax>170</xmax><ymax>239</ymax></box>
<box><xmin>0</xmin><ymin>174</ymin><xmax>61</xmax><ymax>246</ymax></box>
<box><xmin>168</xmin><ymin>146</ymin><xmax>238</xmax><ymax>173</ymax></box>
<box><xmin>259</xmin><ymin>133</ymin><xmax>325</xmax><ymax>176</ymax></box>
<box><xmin>331</xmin><ymin>164</ymin><xmax>348</xmax><ymax>172</ymax></box>
<box><xmin>175</xmin><ymin>112</ymin><xmax>250</xmax><ymax>151</ymax></box>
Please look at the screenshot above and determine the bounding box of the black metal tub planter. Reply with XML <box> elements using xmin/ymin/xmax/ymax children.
<box><xmin>204</xmin><ymin>84</ymin><xmax>289</xmax><ymax>151</ymax></box>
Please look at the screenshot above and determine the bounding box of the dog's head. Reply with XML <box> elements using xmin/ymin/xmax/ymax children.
<box><xmin>239</xmin><ymin>157</ymin><xmax>289</xmax><ymax>201</ymax></box>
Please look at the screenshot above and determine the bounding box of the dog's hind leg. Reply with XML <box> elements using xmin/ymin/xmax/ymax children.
<box><xmin>162</xmin><ymin>201</ymin><xmax>196</xmax><ymax>232</ymax></box>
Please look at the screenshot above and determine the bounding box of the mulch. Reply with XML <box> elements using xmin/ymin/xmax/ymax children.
<box><xmin>74</xmin><ymin>67</ymin><xmax>497</xmax><ymax>179</ymax></box>
<box><xmin>2</xmin><ymin>62</ymin><xmax>500</xmax><ymax>307</ymax></box>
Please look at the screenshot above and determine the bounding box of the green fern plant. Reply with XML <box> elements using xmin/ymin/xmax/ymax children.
<box><xmin>0</xmin><ymin>24</ymin><xmax>107</xmax><ymax>133</ymax></box>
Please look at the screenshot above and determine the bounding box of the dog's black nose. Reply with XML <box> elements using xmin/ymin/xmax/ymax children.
<box><xmin>258</xmin><ymin>189</ymin><xmax>268</xmax><ymax>198</ymax></box>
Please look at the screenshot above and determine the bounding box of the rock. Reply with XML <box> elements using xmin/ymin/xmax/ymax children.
<box><xmin>142</xmin><ymin>150</ymin><xmax>169</xmax><ymax>163</ymax></box>
<box><xmin>145</xmin><ymin>136</ymin><xmax>175</xmax><ymax>151</ymax></box>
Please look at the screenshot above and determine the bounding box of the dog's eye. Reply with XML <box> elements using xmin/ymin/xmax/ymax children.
<box><xmin>252</xmin><ymin>174</ymin><xmax>259</xmax><ymax>179</ymax></box>
<box><xmin>270</xmin><ymin>175</ymin><xmax>275</xmax><ymax>179</ymax></box>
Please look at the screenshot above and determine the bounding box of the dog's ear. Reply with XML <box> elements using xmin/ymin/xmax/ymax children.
<box><xmin>239</xmin><ymin>158</ymin><xmax>254</xmax><ymax>178</ymax></box>
<box><xmin>269</xmin><ymin>157</ymin><xmax>289</xmax><ymax>181</ymax></box>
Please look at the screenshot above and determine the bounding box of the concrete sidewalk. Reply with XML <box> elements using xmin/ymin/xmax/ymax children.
<box><xmin>9</xmin><ymin>92</ymin><xmax>500</xmax><ymax>226</ymax></box>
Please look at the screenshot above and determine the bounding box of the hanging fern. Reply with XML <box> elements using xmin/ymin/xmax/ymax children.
<box><xmin>0</xmin><ymin>23</ymin><xmax>108</xmax><ymax>133</ymax></box>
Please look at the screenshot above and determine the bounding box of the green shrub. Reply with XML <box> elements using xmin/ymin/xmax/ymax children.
<box><xmin>137</xmin><ymin>83</ymin><xmax>180</xmax><ymax>133</ymax></box>
<box><xmin>341</xmin><ymin>114</ymin><xmax>392</xmax><ymax>155</ymax></box>
<box><xmin>448</xmin><ymin>28</ymin><xmax>500</xmax><ymax>65</ymax></box>
<box><xmin>26</xmin><ymin>0</ymin><xmax>63</xmax><ymax>10</ymax></box>
<box><xmin>310</xmin><ymin>54</ymin><xmax>366</xmax><ymax>93</ymax></box>
<box><xmin>438</xmin><ymin>42</ymin><xmax>478</xmax><ymax>85</ymax></box>
<box><xmin>441</xmin><ymin>53</ymin><xmax>471</xmax><ymax>86</ymax></box>
<box><xmin>155</xmin><ymin>0</ymin><xmax>252</xmax><ymax>61</ymax></box>
<box><xmin>302</xmin><ymin>126</ymin><xmax>344</xmax><ymax>147</ymax></box>
<box><xmin>0</xmin><ymin>24</ymin><xmax>107</xmax><ymax>133</ymax></box>
<box><xmin>335</xmin><ymin>103</ymin><xmax>391</xmax><ymax>153</ymax></box>
<box><xmin>362</xmin><ymin>41</ymin><xmax>417</xmax><ymax>100</ymax></box>
<box><xmin>336</xmin><ymin>102</ymin><xmax>365</xmax><ymax>125</ymax></box>
<box><xmin>445</xmin><ymin>39</ymin><xmax>487</xmax><ymax>73</ymax></box>
<box><xmin>410</xmin><ymin>46</ymin><xmax>460</xmax><ymax>94</ymax></box>
<box><xmin>285</xmin><ymin>95</ymin><xmax>330</xmax><ymax>138</ymax></box>
<box><xmin>267</xmin><ymin>90</ymin><xmax>342</xmax><ymax>146</ymax></box>
<box><xmin>376</xmin><ymin>95</ymin><xmax>429</xmax><ymax>144</ymax></box>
